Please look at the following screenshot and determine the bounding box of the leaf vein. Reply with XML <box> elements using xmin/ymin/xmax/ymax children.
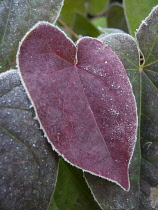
<box><xmin>0</xmin><ymin>124</ymin><xmax>40</xmax><ymax>169</ymax></box>
<box><xmin>145</xmin><ymin>34</ymin><xmax>158</xmax><ymax>64</ymax></box>
<box><xmin>120</xmin><ymin>52</ymin><xmax>138</xmax><ymax>68</ymax></box>
<box><xmin>144</xmin><ymin>72</ymin><xmax>158</xmax><ymax>92</ymax></box>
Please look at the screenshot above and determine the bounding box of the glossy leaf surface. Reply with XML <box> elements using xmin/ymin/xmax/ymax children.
<box><xmin>0</xmin><ymin>0</ymin><xmax>64</xmax><ymax>72</ymax></box>
<box><xmin>17</xmin><ymin>22</ymin><xmax>137</xmax><ymax>190</ymax></box>
<box><xmin>0</xmin><ymin>70</ymin><xmax>59</xmax><ymax>209</ymax></box>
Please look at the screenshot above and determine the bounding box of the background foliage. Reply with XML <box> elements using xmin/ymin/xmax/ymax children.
<box><xmin>0</xmin><ymin>0</ymin><xmax>158</xmax><ymax>209</ymax></box>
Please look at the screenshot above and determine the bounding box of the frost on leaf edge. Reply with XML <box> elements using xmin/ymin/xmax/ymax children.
<box><xmin>16</xmin><ymin>21</ymin><xmax>138</xmax><ymax>191</ymax></box>
<box><xmin>135</xmin><ymin>5</ymin><xmax>158</xmax><ymax>36</ymax></box>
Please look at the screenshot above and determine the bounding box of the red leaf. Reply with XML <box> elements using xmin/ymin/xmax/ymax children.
<box><xmin>17</xmin><ymin>22</ymin><xmax>137</xmax><ymax>191</ymax></box>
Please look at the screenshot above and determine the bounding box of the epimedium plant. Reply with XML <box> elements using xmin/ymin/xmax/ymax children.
<box><xmin>0</xmin><ymin>0</ymin><xmax>158</xmax><ymax>210</ymax></box>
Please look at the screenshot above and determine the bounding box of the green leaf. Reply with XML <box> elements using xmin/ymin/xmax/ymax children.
<box><xmin>136</xmin><ymin>7</ymin><xmax>158</xmax><ymax>208</ymax></box>
<box><xmin>124</xmin><ymin>0</ymin><xmax>158</xmax><ymax>36</ymax></box>
<box><xmin>107</xmin><ymin>3</ymin><xmax>128</xmax><ymax>33</ymax></box>
<box><xmin>0</xmin><ymin>0</ymin><xmax>64</xmax><ymax>72</ymax></box>
<box><xmin>85</xmin><ymin>0</ymin><xmax>109</xmax><ymax>15</ymax></box>
<box><xmin>92</xmin><ymin>17</ymin><xmax>107</xmax><ymax>28</ymax></box>
<box><xmin>98</xmin><ymin>27</ymin><xmax>125</xmax><ymax>36</ymax></box>
<box><xmin>136</xmin><ymin>6</ymin><xmax>158</xmax><ymax>70</ymax></box>
<box><xmin>72</xmin><ymin>12</ymin><xmax>100</xmax><ymax>39</ymax></box>
<box><xmin>99</xmin><ymin>33</ymin><xmax>139</xmax><ymax>71</ymax></box>
<box><xmin>0</xmin><ymin>70</ymin><xmax>59</xmax><ymax>209</ymax></box>
<box><xmin>49</xmin><ymin>159</ymin><xmax>101</xmax><ymax>210</ymax></box>
<box><xmin>59</xmin><ymin>0</ymin><xmax>86</xmax><ymax>26</ymax></box>
<box><xmin>85</xmin><ymin>6</ymin><xmax>158</xmax><ymax>208</ymax></box>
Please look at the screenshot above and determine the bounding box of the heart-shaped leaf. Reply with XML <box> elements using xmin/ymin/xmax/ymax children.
<box><xmin>0</xmin><ymin>0</ymin><xmax>64</xmax><ymax>72</ymax></box>
<box><xmin>17</xmin><ymin>22</ymin><xmax>137</xmax><ymax>191</ymax></box>
<box><xmin>0</xmin><ymin>70</ymin><xmax>59</xmax><ymax>209</ymax></box>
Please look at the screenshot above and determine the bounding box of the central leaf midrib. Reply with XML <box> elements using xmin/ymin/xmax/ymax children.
<box><xmin>61</xmin><ymin>65</ymin><xmax>123</xmax><ymax>164</ymax></box>
<box><xmin>75</xmin><ymin>66</ymin><xmax>117</xmax><ymax>165</ymax></box>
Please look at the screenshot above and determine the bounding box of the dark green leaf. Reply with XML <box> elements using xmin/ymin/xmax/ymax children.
<box><xmin>124</xmin><ymin>0</ymin><xmax>158</xmax><ymax>36</ymax></box>
<box><xmin>72</xmin><ymin>12</ymin><xmax>100</xmax><ymax>39</ymax></box>
<box><xmin>0</xmin><ymin>70</ymin><xmax>59</xmax><ymax>209</ymax></box>
<box><xmin>59</xmin><ymin>0</ymin><xmax>86</xmax><ymax>26</ymax></box>
<box><xmin>99</xmin><ymin>33</ymin><xmax>139</xmax><ymax>71</ymax></box>
<box><xmin>107</xmin><ymin>3</ymin><xmax>128</xmax><ymax>33</ymax></box>
<box><xmin>49</xmin><ymin>159</ymin><xmax>101</xmax><ymax>210</ymax></box>
<box><xmin>136</xmin><ymin>8</ymin><xmax>158</xmax><ymax>208</ymax></box>
<box><xmin>0</xmin><ymin>0</ymin><xmax>64</xmax><ymax>72</ymax></box>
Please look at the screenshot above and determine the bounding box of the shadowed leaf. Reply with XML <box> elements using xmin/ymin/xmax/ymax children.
<box><xmin>0</xmin><ymin>70</ymin><xmax>59</xmax><ymax>209</ymax></box>
<box><xmin>107</xmin><ymin>3</ymin><xmax>128</xmax><ymax>33</ymax></box>
<box><xmin>72</xmin><ymin>12</ymin><xmax>100</xmax><ymax>40</ymax></box>
<box><xmin>59</xmin><ymin>0</ymin><xmax>86</xmax><ymax>26</ymax></box>
<box><xmin>136</xmin><ymin>6</ymin><xmax>158</xmax><ymax>209</ymax></box>
<box><xmin>48</xmin><ymin>159</ymin><xmax>101</xmax><ymax>210</ymax></box>
<box><xmin>0</xmin><ymin>0</ymin><xmax>64</xmax><ymax>72</ymax></box>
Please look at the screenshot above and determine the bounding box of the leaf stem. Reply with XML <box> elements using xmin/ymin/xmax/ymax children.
<box><xmin>57</xmin><ymin>19</ymin><xmax>79</xmax><ymax>40</ymax></box>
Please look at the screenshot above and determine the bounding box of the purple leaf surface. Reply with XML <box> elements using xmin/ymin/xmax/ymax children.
<box><xmin>17</xmin><ymin>22</ymin><xmax>137</xmax><ymax>190</ymax></box>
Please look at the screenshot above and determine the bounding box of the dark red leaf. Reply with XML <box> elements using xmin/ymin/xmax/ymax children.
<box><xmin>17</xmin><ymin>22</ymin><xmax>137</xmax><ymax>190</ymax></box>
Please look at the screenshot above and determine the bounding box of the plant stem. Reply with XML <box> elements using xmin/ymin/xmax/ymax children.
<box><xmin>57</xmin><ymin>19</ymin><xmax>79</xmax><ymax>40</ymax></box>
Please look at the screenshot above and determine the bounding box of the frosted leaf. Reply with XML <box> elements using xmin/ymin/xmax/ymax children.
<box><xmin>86</xmin><ymin>7</ymin><xmax>158</xmax><ymax>209</ymax></box>
<box><xmin>0</xmin><ymin>0</ymin><xmax>64</xmax><ymax>72</ymax></box>
<box><xmin>0</xmin><ymin>70</ymin><xmax>59</xmax><ymax>209</ymax></box>
<box><xmin>17</xmin><ymin>22</ymin><xmax>137</xmax><ymax>191</ymax></box>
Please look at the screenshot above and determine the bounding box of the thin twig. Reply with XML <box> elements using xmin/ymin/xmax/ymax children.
<box><xmin>58</xmin><ymin>19</ymin><xmax>79</xmax><ymax>40</ymax></box>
